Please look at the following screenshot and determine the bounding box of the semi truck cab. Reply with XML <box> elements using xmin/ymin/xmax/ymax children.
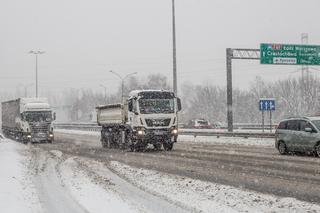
<box><xmin>20</xmin><ymin>102</ymin><xmax>55</xmax><ymax>143</ymax></box>
<box><xmin>1</xmin><ymin>98</ymin><xmax>55</xmax><ymax>143</ymax></box>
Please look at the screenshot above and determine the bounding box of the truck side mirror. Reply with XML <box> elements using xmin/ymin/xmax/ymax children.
<box><xmin>21</xmin><ymin>113</ymin><xmax>25</xmax><ymax>121</ymax></box>
<box><xmin>177</xmin><ymin>98</ymin><xmax>182</xmax><ymax>112</ymax></box>
<box><xmin>53</xmin><ymin>112</ymin><xmax>56</xmax><ymax>121</ymax></box>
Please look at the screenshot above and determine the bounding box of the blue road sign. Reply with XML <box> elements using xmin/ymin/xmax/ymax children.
<box><xmin>259</xmin><ymin>99</ymin><xmax>275</xmax><ymax>111</ymax></box>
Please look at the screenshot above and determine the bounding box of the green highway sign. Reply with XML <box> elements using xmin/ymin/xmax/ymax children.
<box><xmin>260</xmin><ymin>43</ymin><xmax>320</xmax><ymax>65</ymax></box>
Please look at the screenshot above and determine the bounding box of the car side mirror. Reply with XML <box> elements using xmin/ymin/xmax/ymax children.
<box><xmin>177</xmin><ymin>98</ymin><xmax>182</xmax><ymax>112</ymax></box>
<box><xmin>53</xmin><ymin>112</ymin><xmax>56</xmax><ymax>121</ymax></box>
<box><xmin>305</xmin><ymin>127</ymin><xmax>312</xmax><ymax>133</ymax></box>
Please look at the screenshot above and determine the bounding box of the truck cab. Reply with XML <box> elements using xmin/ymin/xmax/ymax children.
<box><xmin>97</xmin><ymin>90</ymin><xmax>181</xmax><ymax>151</ymax></box>
<box><xmin>1</xmin><ymin>98</ymin><xmax>55</xmax><ymax>143</ymax></box>
<box><xmin>127</xmin><ymin>90</ymin><xmax>181</xmax><ymax>150</ymax></box>
<box><xmin>20</xmin><ymin>100</ymin><xmax>55</xmax><ymax>143</ymax></box>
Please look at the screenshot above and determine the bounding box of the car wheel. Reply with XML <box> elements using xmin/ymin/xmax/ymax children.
<box><xmin>278</xmin><ymin>141</ymin><xmax>287</xmax><ymax>155</ymax></box>
<box><xmin>315</xmin><ymin>145</ymin><xmax>320</xmax><ymax>157</ymax></box>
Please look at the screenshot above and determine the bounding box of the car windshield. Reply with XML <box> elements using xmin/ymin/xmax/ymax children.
<box><xmin>139</xmin><ymin>99</ymin><xmax>174</xmax><ymax>114</ymax></box>
<box><xmin>25</xmin><ymin>111</ymin><xmax>52</xmax><ymax>122</ymax></box>
<box><xmin>312</xmin><ymin>120</ymin><xmax>320</xmax><ymax>130</ymax></box>
<box><xmin>197</xmin><ymin>120</ymin><xmax>208</xmax><ymax>125</ymax></box>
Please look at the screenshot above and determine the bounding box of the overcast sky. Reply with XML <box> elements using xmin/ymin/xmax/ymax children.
<box><xmin>1</xmin><ymin>0</ymin><xmax>320</xmax><ymax>96</ymax></box>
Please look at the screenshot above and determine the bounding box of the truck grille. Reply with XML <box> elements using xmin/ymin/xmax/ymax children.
<box><xmin>30</xmin><ymin>122</ymin><xmax>50</xmax><ymax>133</ymax></box>
<box><xmin>145</xmin><ymin>119</ymin><xmax>171</xmax><ymax>127</ymax></box>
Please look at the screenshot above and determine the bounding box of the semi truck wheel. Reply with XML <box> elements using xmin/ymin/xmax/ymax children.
<box><xmin>101</xmin><ymin>137</ymin><xmax>111</xmax><ymax>148</ymax></box>
<box><xmin>101</xmin><ymin>140</ymin><xmax>108</xmax><ymax>148</ymax></box>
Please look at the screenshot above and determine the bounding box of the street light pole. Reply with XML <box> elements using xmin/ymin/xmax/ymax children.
<box><xmin>29</xmin><ymin>50</ymin><xmax>45</xmax><ymax>97</ymax></box>
<box><xmin>99</xmin><ymin>84</ymin><xmax>107</xmax><ymax>102</ymax></box>
<box><xmin>109</xmin><ymin>70</ymin><xmax>137</xmax><ymax>102</ymax></box>
<box><xmin>172</xmin><ymin>0</ymin><xmax>177</xmax><ymax>95</ymax></box>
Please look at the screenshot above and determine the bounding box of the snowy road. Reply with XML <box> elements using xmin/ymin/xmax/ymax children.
<box><xmin>41</xmin><ymin>131</ymin><xmax>320</xmax><ymax>207</ymax></box>
<box><xmin>1</xmin><ymin>131</ymin><xmax>320</xmax><ymax>212</ymax></box>
<box><xmin>48</xmin><ymin>130</ymin><xmax>320</xmax><ymax>203</ymax></box>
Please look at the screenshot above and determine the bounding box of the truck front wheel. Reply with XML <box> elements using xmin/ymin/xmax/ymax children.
<box><xmin>163</xmin><ymin>141</ymin><xmax>173</xmax><ymax>151</ymax></box>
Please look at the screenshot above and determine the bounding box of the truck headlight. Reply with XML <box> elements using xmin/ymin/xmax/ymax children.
<box><xmin>171</xmin><ymin>129</ymin><xmax>178</xmax><ymax>134</ymax></box>
<box><xmin>137</xmin><ymin>130</ymin><xmax>145</xmax><ymax>135</ymax></box>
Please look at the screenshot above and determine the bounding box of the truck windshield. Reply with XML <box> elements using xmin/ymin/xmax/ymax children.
<box><xmin>25</xmin><ymin>111</ymin><xmax>52</xmax><ymax>122</ymax></box>
<box><xmin>139</xmin><ymin>99</ymin><xmax>174</xmax><ymax>114</ymax></box>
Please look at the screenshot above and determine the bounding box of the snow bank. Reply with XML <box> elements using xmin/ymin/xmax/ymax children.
<box><xmin>0</xmin><ymin>139</ymin><xmax>42</xmax><ymax>213</ymax></box>
<box><xmin>109</xmin><ymin>161</ymin><xmax>320</xmax><ymax>213</ymax></box>
<box><xmin>59</xmin><ymin>156</ymin><xmax>140</xmax><ymax>213</ymax></box>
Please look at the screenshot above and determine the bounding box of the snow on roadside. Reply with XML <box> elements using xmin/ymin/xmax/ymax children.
<box><xmin>109</xmin><ymin>161</ymin><xmax>320</xmax><ymax>213</ymax></box>
<box><xmin>0</xmin><ymin>139</ymin><xmax>42</xmax><ymax>213</ymax></box>
<box><xmin>56</xmin><ymin>154</ymin><xmax>140</xmax><ymax>213</ymax></box>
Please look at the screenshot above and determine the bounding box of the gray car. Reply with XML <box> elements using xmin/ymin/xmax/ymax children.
<box><xmin>275</xmin><ymin>117</ymin><xmax>320</xmax><ymax>156</ymax></box>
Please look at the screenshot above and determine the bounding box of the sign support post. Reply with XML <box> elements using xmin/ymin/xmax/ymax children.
<box><xmin>259</xmin><ymin>98</ymin><xmax>275</xmax><ymax>133</ymax></box>
<box><xmin>270</xmin><ymin>111</ymin><xmax>272</xmax><ymax>132</ymax></box>
<box><xmin>262</xmin><ymin>110</ymin><xmax>265</xmax><ymax>132</ymax></box>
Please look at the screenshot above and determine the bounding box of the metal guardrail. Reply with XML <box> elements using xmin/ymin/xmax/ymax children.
<box><xmin>54</xmin><ymin>122</ymin><xmax>275</xmax><ymax>138</ymax></box>
<box><xmin>179</xmin><ymin>129</ymin><xmax>275</xmax><ymax>138</ymax></box>
<box><xmin>54</xmin><ymin>122</ymin><xmax>101</xmax><ymax>132</ymax></box>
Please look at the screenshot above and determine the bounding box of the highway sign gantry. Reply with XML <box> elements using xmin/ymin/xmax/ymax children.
<box><xmin>260</xmin><ymin>43</ymin><xmax>320</xmax><ymax>65</ymax></box>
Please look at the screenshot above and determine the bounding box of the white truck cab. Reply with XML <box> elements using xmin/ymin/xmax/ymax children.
<box><xmin>2</xmin><ymin>98</ymin><xmax>55</xmax><ymax>143</ymax></box>
<box><xmin>97</xmin><ymin>90</ymin><xmax>181</xmax><ymax>151</ymax></box>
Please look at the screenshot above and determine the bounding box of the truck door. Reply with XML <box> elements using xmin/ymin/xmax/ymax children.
<box><xmin>128</xmin><ymin>99</ymin><xmax>134</xmax><ymax>125</ymax></box>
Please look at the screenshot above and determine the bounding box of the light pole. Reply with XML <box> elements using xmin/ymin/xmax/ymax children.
<box><xmin>172</xmin><ymin>0</ymin><xmax>177</xmax><ymax>95</ymax></box>
<box><xmin>109</xmin><ymin>70</ymin><xmax>137</xmax><ymax>102</ymax></box>
<box><xmin>99</xmin><ymin>84</ymin><xmax>107</xmax><ymax>102</ymax></box>
<box><xmin>29</xmin><ymin>50</ymin><xmax>45</xmax><ymax>98</ymax></box>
